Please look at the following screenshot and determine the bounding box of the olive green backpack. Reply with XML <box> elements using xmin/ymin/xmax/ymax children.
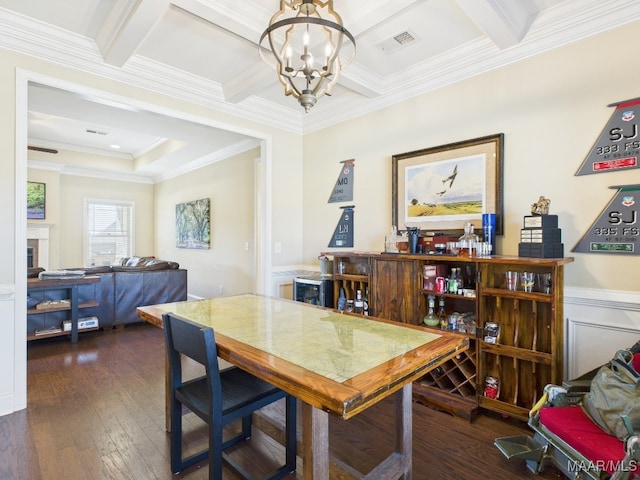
<box><xmin>582</xmin><ymin>348</ymin><xmax>640</xmax><ymax>441</ymax></box>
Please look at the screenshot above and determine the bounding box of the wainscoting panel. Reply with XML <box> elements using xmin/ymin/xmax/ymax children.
<box><xmin>0</xmin><ymin>284</ymin><xmax>17</xmax><ymax>416</ymax></box>
<box><xmin>564</xmin><ymin>286</ymin><xmax>640</xmax><ymax>380</ymax></box>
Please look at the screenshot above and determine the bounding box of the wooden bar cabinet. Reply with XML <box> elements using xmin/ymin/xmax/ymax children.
<box><xmin>328</xmin><ymin>252</ymin><xmax>573</xmax><ymax>421</ymax></box>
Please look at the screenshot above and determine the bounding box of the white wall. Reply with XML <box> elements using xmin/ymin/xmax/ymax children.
<box><xmin>302</xmin><ymin>21</ymin><xmax>640</xmax><ymax>377</ymax></box>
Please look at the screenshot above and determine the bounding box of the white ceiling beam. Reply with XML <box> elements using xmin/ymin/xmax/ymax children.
<box><xmin>170</xmin><ymin>0</ymin><xmax>271</xmax><ymax>103</ymax></box>
<box><xmin>171</xmin><ymin>0</ymin><xmax>265</xmax><ymax>45</ymax></box>
<box><xmin>96</xmin><ymin>0</ymin><xmax>171</xmax><ymax>67</ymax></box>
<box><xmin>222</xmin><ymin>62</ymin><xmax>274</xmax><ymax>104</ymax></box>
<box><xmin>338</xmin><ymin>64</ymin><xmax>383</xmax><ymax>99</ymax></box>
<box><xmin>455</xmin><ymin>0</ymin><xmax>538</xmax><ymax>49</ymax></box>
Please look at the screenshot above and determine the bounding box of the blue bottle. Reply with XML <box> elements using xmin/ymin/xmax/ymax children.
<box><xmin>482</xmin><ymin>213</ymin><xmax>496</xmax><ymax>255</ymax></box>
<box><xmin>337</xmin><ymin>287</ymin><xmax>346</xmax><ymax>311</ymax></box>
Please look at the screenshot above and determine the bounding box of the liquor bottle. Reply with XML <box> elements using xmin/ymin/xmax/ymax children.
<box><xmin>354</xmin><ymin>289</ymin><xmax>364</xmax><ymax>314</ymax></box>
<box><xmin>386</xmin><ymin>226</ymin><xmax>399</xmax><ymax>253</ymax></box>
<box><xmin>448</xmin><ymin>268</ymin><xmax>461</xmax><ymax>294</ymax></box>
<box><xmin>363</xmin><ymin>287</ymin><xmax>369</xmax><ymax>316</ymax></box>
<box><xmin>458</xmin><ymin>222</ymin><xmax>479</xmax><ymax>257</ymax></box>
<box><xmin>337</xmin><ymin>287</ymin><xmax>346</xmax><ymax>311</ymax></box>
<box><xmin>437</xmin><ymin>297</ymin><xmax>447</xmax><ymax>330</ymax></box>
<box><xmin>423</xmin><ymin>295</ymin><xmax>439</xmax><ymax>327</ymax></box>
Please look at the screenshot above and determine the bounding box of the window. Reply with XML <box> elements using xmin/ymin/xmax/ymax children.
<box><xmin>84</xmin><ymin>199</ymin><xmax>134</xmax><ymax>267</ymax></box>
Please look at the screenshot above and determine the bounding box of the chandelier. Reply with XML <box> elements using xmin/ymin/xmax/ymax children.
<box><xmin>259</xmin><ymin>0</ymin><xmax>356</xmax><ymax>113</ymax></box>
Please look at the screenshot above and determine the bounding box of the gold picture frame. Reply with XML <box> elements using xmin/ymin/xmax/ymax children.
<box><xmin>392</xmin><ymin>133</ymin><xmax>504</xmax><ymax>234</ymax></box>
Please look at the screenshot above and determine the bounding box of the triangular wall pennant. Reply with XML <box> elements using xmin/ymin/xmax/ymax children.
<box><xmin>576</xmin><ymin>98</ymin><xmax>640</xmax><ymax>176</ymax></box>
<box><xmin>328</xmin><ymin>159</ymin><xmax>355</xmax><ymax>203</ymax></box>
<box><xmin>572</xmin><ymin>184</ymin><xmax>640</xmax><ymax>254</ymax></box>
<box><xmin>328</xmin><ymin>205</ymin><xmax>354</xmax><ymax>248</ymax></box>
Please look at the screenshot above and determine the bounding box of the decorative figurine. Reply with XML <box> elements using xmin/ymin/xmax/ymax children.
<box><xmin>531</xmin><ymin>196</ymin><xmax>551</xmax><ymax>216</ymax></box>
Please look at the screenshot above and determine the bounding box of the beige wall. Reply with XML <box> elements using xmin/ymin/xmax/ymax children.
<box><xmin>154</xmin><ymin>149</ymin><xmax>258</xmax><ymax>299</ymax></box>
<box><xmin>27</xmin><ymin>167</ymin><xmax>155</xmax><ymax>269</ymax></box>
<box><xmin>26</xmin><ymin>146</ymin><xmax>289</xmax><ymax>300</ymax></box>
<box><xmin>303</xmin><ymin>21</ymin><xmax>640</xmax><ymax>292</ymax></box>
<box><xmin>58</xmin><ymin>176</ymin><xmax>155</xmax><ymax>268</ymax></box>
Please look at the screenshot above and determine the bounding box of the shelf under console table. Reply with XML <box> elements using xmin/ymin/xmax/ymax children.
<box><xmin>27</xmin><ymin>275</ymin><xmax>101</xmax><ymax>343</ymax></box>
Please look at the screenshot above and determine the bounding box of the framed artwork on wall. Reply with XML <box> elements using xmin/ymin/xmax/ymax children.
<box><xmin>392</xmin><ymin>133</ymin><xmax>504</xmax><ymax>234</ymax></box>
<box><xmin>176</xmin><ymin>198</ymin><xmax>211</xmax><ymax>249</ymax></box>
<box><xmin>27</xmin><ymin>181</ymin><xmax>46</xmax><ymax>219</ymax></box>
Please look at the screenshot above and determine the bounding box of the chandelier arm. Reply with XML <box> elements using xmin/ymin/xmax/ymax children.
<box><xmin>262</xmin><ymin>30</ymin><xmax>305</xmax><ymax>98</ymax></box>
<box><xmin>261</xmin><ymin>17</ymin><xmax>355</xmax><ymax>75</ymax></box>
<box><xmin>263</xmin><ymin>16</ymin><xmax>354</xmax><ymax>43</ymax></box>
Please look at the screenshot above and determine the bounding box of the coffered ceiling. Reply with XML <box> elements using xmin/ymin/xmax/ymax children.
<box><xmin>2</xmin><ymin>0</ymin><xmax>639</xmax><ymax>181</ymax></box>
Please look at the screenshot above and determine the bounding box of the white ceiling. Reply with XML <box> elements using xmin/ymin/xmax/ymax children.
<box><xmin>2</xmin><ymin>0</ymin><xmax>639</xmax><ymax>181</ymax></box>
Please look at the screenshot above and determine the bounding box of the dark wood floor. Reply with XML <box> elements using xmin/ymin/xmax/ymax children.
<box><xmin>0</xmin><ymin>323</ymin><xmax>565</xmax><ymax>479</ymax></box>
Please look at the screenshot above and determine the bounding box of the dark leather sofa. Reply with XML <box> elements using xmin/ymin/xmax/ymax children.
<box><xmin>74</xmin><ymin>256</ymin><xmax>187</xmax><ymax>327</ymax></box>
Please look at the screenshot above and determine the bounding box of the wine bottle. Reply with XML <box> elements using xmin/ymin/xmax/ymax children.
<box><xmin>354</xmin><ymin>289</ymin><xmax>364</xmax><ymax>314</ymax></box>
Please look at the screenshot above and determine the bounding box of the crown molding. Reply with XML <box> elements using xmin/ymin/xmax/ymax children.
<box><xmin>301</xmin><ymin>0</ymin><xmax>640</xmax><ymax>133</ymax></box>
<box><xmin>28</xmin><ymin>137</ymin><xmax>134</xmax><ymax>160</ymax></box>
<box><xmin>2</xmin><ymin>0</ymin><xmax>640</xmax><ymax>136</ymax></box>
<box><xmin>27</xmin><ymin>136</ymin><xmax>261</xmax><ymax>185</ymax></box>
<box><xmin>0</xmin><ymin>6</ymin><xmax>303</xmax><ymax>134</ymax></box>
<box><xmin>27</xmin><ymin>159</ymin><xmax>153</xmax><ymax>183</ymax></box>
<box><xmin>151</xmin><ymin>137</ymin><xmax>262</xmax><ymax>183</ymax></box>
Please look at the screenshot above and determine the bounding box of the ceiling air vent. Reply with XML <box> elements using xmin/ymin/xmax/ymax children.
<box><xmin>86</xmin><ymin>129</ymin><xmax>108</xmax><ymax>135</ymax></box>
<box><xmin>376</xmin><ymin>30</ymin><xmax>419</xmax><ymax>53</ymax></box>
<box><xmin>28</xmin><ymin>145</ymin><xmax>58</xmax><ymax>154</ymax></box>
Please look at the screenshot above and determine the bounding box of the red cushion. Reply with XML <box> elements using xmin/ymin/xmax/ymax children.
<box><xmin>540</xmin><ymin>406</ymin><xmax>634</xmax><ymax>475</ymax></box>
<box><xmin>633</xmin><ymin>352</ymin><xmax>640</xmax><ymax>373</ymax></box>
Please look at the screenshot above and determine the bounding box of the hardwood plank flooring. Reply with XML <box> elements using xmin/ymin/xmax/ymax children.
<box><xmin>0</xmin><ymin>324</ymin><xmax>564</xmax><ymax>479</ymax></box>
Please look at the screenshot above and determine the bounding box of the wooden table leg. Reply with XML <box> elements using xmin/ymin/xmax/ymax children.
<box><xmin>395</xmin><ymin>383</ymin><xmax>412</xmax><ymax>480</ymax></box>
<box><xmin>302</xmin><ymin>402</ymin><xmax>329</xmax><ymax>479</ymax></box>
<box><xmin>301</xmin><ymin>385</ymin><xmax>412</xmax><ymax>480</ymax></box>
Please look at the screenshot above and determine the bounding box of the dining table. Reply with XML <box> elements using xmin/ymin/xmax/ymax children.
<box><xmin>137</xmin><ymin>293</ymin><xmax>468</xmax><ymax>480</ymax></box>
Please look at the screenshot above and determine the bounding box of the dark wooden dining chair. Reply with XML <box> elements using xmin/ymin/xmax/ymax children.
<box><xmin>162</xmin><ymin>312</ymin><xmax>297</xmax><ymax>480</ymax></box>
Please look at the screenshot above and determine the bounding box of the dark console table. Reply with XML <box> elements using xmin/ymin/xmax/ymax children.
<box><xmin>27</xmin><ymin>276</ymin><xmax>100</xmax><ymax>343</ymax></box>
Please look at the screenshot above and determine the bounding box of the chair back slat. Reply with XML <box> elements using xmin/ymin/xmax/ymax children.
<box><xmin>163</xmin><ymin>312</ymin><xmax>221</xmax><ymax>386</ymax></box>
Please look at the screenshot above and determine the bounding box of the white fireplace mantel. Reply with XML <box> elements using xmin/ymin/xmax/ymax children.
<box><xmin>27</xmin><ymin>223</ymin><xmax>52</xmax><ymax>270</ymax></box>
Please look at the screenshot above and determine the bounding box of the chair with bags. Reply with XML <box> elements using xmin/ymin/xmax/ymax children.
<box><xmin>495</xmin><ymin>340</ymin><xmax>640</xmax><ymax>480</ymax></box>
<box><xmin>162</xmin><ymin>312</ymin><xmax>297</xmax><ymax>480</ymax></box>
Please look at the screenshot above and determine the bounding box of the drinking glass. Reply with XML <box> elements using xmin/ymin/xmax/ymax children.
<box><xmin>520</xmin><ymin>272</ymin><xmax>535</xmax><ymax>292</ymax></box>
<box><xmin>505</xmin><ymin>271</ymin><xmax>518</xmax><ymax>291</ymax></box>
<box><xmin>537</xmin><ymin>273</ymin><xmax>552</xmax><ymax>293</ymax></box>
